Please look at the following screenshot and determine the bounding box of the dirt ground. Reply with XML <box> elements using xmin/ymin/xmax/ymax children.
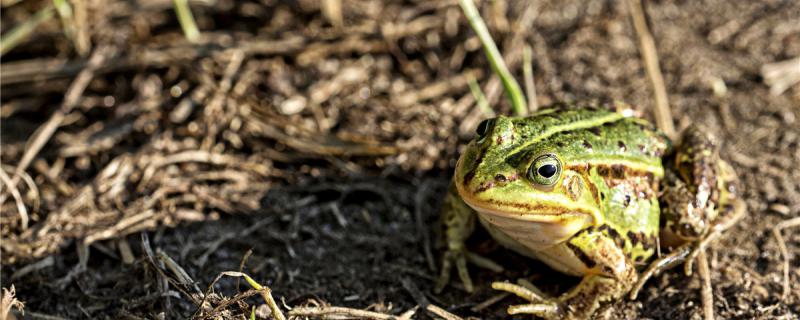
<box><xmin>1</xmin><ymin>0</ymin><xmax>799</xmax><ymax>319</ymax></box>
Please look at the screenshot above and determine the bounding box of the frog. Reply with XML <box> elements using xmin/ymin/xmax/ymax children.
<box><xmin>435</xmin><ymin>103</ymin><xmax>744</xmax><ymax>319</ymax></box>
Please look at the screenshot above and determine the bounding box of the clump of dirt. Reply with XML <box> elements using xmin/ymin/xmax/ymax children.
<box><xmin>1</xmin><ymin>0</ymin><xmax>798</xmax><ymax>319</ymax></box>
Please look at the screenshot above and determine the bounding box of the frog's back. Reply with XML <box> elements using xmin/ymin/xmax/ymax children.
<box><xmin>507</xmin><ymin>106</ymin><xmax>668</xmax><ymax>168</ymax></box>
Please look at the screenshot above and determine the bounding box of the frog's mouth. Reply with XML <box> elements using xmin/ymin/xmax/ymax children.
<box><xmin>458</xmin><ymin>190</ymin><xmax>595</xmax><ymax>249</ymax></box>
<box><xmin>469</xmin><ymin>201</ymin><xmax>593</xmax><ymax>249</ymax></box>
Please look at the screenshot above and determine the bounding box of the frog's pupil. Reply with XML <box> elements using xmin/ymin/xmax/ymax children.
<box><xmin>538</xmin><ymin>164</ymin><xmax>557</xmax><ymax>178</ymax></box>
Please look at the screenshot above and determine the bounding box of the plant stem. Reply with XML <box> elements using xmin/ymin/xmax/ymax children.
<box><xmin>0</xmin><ymin>6</ymin><xmax>55</xmax><ymax>56</ymax></box>
<box><xmin>523</xmin><ymin>45</ymin><xmax>539</xmax><ymax>112</ymax></box>
<box><xmin>173</xmin><ymin>0</ymin><xmax>200</xmax><ymax>42</ymax></box>
<box><xmin>626</xmin><ymin>0</ymin><xmax>675</xmax><ymax>140</ymax></box>
<box><xmin>459</xmin><ymin>0</ymin><xmax>527</xmax><ymax>116</ymax></box>
<box><xmin>467</xmin><ymin>75</ymin><xmax>495</xmax><ymax>118</ymax></box>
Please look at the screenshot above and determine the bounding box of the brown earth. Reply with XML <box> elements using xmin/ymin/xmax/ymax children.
<box><xmin>1</xmin><ymin>0</ymin><xmax>799</xmax><ymax>319</ymax></box>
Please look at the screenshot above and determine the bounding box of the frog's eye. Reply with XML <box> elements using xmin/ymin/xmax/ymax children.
<box><xmin>528</xmin><ymin>154</ymin><xmax>562</xmax><ymax>186</ymax></box>
<box><xmin>475</xmin><ymin>119</ymin><xmax>494</xmax><ymax>138</ymax></box>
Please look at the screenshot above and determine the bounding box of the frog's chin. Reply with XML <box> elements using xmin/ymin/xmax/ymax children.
<box><xmin>460</xmin><ymin>196</ymin><xmax>594</xmax><ymax>249</ymax></box>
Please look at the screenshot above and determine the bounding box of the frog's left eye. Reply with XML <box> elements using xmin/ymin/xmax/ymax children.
<box><xmin>475</xmin><ymin>119</ymin><xmax>494</xmax><ymax>139</ymax></box>
<box><xmin>528</xmin><ymin>154</ymin><xmax>562</xmax><ymax>186</ymax></box>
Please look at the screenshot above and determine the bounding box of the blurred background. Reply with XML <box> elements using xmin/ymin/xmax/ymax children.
<box><xmin>1</xmin><ymin>0</ymin><xmax>799</xmax><ymax>318</ymax></box>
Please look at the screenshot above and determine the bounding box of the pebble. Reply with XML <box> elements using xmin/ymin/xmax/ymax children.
<box><xmin>279</xmin><ymin>95</ymin><xmax>307</xmax><ymax>115</ymax></box>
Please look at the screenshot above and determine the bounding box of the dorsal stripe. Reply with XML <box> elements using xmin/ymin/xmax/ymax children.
<box><xmin>508</xmin><ymin>112</ymin><xmax>625</xmax><ymax>155</ymax></box>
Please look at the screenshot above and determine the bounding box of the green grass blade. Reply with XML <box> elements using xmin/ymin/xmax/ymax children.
<box><xmin>459</xmin><ymin>0</ymin><xmax>527</xmax><ymax>116</ymax></box>
<box><xmin>173</xmin><ymin>0</ymin><xmax>200</xmax><ymax>42</ymax></box>
<box><xmin>0</xmin><ymin>6</ymin><xmax>55</xmax><ymax>57</ymax></box>
<box><xmin>467</xmin><ymin>75</ymin><xmax>495</xmax><ymax>118</ymax></box>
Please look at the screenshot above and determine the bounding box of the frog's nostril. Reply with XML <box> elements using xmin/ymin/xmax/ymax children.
<box><xmin>494</xmin><ymin>174</ymin><xmax>507</xmax><ymax>182</ymax></box>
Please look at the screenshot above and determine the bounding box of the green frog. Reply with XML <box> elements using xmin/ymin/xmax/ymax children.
<box><xmin>435</xmin><ymin>103</ymin><xmax>744</xmax><ymax>319</ymax></box>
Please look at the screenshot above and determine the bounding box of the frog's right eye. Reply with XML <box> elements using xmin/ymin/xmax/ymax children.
<box><xmin>528</xmin><ymin>154</ymin><xmax>562</xmax><ymax>186</ymax></box>
<box><xmin>476</xmin><ymin>119</ymin><xmax>494</xmax><ymax>138</ymax></box>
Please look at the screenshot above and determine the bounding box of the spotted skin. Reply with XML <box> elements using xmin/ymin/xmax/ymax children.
<box><xmin>436</xmin><ymin>104</ymin><xmax>743</xmax><ymax>320</ymax></box>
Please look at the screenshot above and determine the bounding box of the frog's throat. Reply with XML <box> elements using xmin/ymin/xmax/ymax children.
<box><xmin>462</xmin><ymin>195</ymin><xmax>596</xmax><ymax>248</ymax></box>
<box><xmin>456</xmin><ymin>180</ymin><xmax>600</xmax><ymax>248</ymax></box>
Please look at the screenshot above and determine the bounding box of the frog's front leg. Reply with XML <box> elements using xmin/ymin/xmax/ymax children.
<box><xmin>493</xmin><ymin>229</ymin><xmax>636</xmax><ymax>320</ymax></box>
<box><xmin>435</xmin><ymin>180</ymin><xmax>504</xmax><ymax>293</ymax></box>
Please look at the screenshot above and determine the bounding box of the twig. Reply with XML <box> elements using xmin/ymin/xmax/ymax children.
<box><xmin>0</xmin><ymin>5</ymin><xmax>55</xmax><ymax>56</ymax></box>
<box><xmin>761</xmin><ymin>56</ymin><xmax>800</xmax><ymax>96</ymax></box>
<box><xmin>0</xmin><ymin>167</ymin><xmax>29</xmax><ymax>230</ymax></box>
<box><xmin>772</xmin><ymin>216</ymin><xmax>800</xmax><ymax>301</ymax></box>
<box><xmin>425</xmin><ymin>304</ymin><xmax>463</xmax><ymax>320</ymax></box>
<box><xmin>206</xmin><ymin>290</ymin><xmax>260</xmax><ymax>319</ymax></box>
<box><xmin>1</xmin><ymin>164</ymin><xmax>40</xmax><ymax>215</ymax></box>
<box><xmin>625</xmin><ymin>0</ymin><xmax>676</xmax><ymax>140</ymax></box>
<box><xmin>245</xmin><ymin>120</ymin><xmax>399</xmax><ymax>157</ymax></box>
<box><xmin>481</xmin><ymin>1</ymin><xmax>539</xmax><ymax>109</ymax></box>
<box><xmin>10</xmin><ymin>256</ymin><xmax>54</xmax><ymax>281</ymax></box>
<box><xmin>0</xmin><ymin>286</ymin><xmax>25</xmax><ymax>320</ymax></box>
<box><xmin>413</xmin><ymin>180</ymin><xmax>436</xmax><ymax>272</ymax></box>
<box><xmin>459</xmin><ymin>0</ymin><xmax>527</xmax><ymax>116</ymax></box>
<box><xmin>489</xmin><ymin>0</ymin><xmax>509</xmax><ymax>33</ymax></box>
<box><xmin>0</xmin><ymin>36</ymin><xmax>305</xmax><ymax>85</ymax></box>
<box><xmin>52</xmin><ymin>0</ymin><xmax>78</xmax><ymax>53</ymax></box>
<box><xmin>201</xmin><ymin>49</ymin><xmax>245</xmax><ymax>150</ymax></box>
<box><xmin>141</xmin><ymin>233</ymin><xmax>192</xmax><ymax>312</ymax></box>
<box><xmin>289</xmin><ymin>305</ymin><xmax>402</xmax><ymax>319</ymax></box>
<box><xmin>157</xmin><ymin>249</ymin><xmax>203</xmax><ymax>296</ymax></box>
<box><xmin>321</xmin><ymin>0</ymin><xmax>343</xmax><ymax>28</ymax></box>
<box><xmin>0</xmin><ymin>46</ymin><xmax>113</xmax><ymax>207</ymax></box>
<box><xmin>471</xmin><ymin>292</ymin><xmax>510</xmax><ymax>312</ymax></box>
<box><xmin>24</xmin><ymin>311</ymin><xmax>67</xmax><ymax>320</ymax></box>
<box><xmin>236</xmin><ymin>249</ymin><xmax>253</xmax><ymax>292</ymax></box>
<box><xmin>401</xmin><ymin>277</ymin><xmax>430</xmax><ymax>311</ymax></box>
<box><xmin>398</xmin><ymin>306</ymin><xmax>418</xmax><ymax>320</ymax></box>
<box><xmin>117</xmin><ymin>238</ymin><xmax>135</xmax><ymax>264</ymax></box>
<box><xmin>83</xmin><ymin>210</ymin><xmax>156</xmax><ymax>244</ymax></box>
<box><xmin>216</xmin><ymin>272</ymin><xmax>286</xmax><ymax>320</ymax></box>
<box><xmin>173</xmin><ymin>0</ymin><xmax>200</xmax><ymax>42</ymax></box>
<box><xmin>697</xmin><ymin>251</ymin><xmax>714</xmax><ymax>320</ymax></box>
<box><xmin>70</xmin><ymin>0</ymin><xmax>90</xmax><ymax>55</ymax></box>
<box><xmin>522</xmin><ymin>45</ymin><xmax>538</xmax><ymax>113</ymax></box>
<box><xmin>54</xmin><ymin>243</ymin><xmax>90</xmax><ymax>289</ymax></box>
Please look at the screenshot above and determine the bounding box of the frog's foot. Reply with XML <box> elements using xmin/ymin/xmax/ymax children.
<box><xmin>682</xmin><ymin>197</ymin><xmax>746</xmax><ymax>276</ymax></box>
<box><xmin>494</xmin><ymin>275</ymin><xmax>627</xmax><ymax>320</ymax></box>
<box><xmin>631</xmin><ymin>198</ymin><xmax>745</xmax><ymax>299</ymax></box>
<box><xmin>630</xmin><ymin>244</ymin><xmax>692</xmax><ymax>299</ymax></box>
<box><xmin>631</xmin><ymin>234</ymin><xmax>722</xmax><ymax>299</ymax></box>
<box><xmin>492</xmin><ymin>281</ymin><xmax>560</xmax><ymax>318</ymax></box>
<box><xmin>435</xmin><ymin>248</ymin><xmax>503</xmax><ymax>293</ymax></box>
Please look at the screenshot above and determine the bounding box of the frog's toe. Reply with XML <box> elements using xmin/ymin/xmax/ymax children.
<box><xmin>435</xmin><ymin>249</ymin><xmax>474</xmax><ymax>293</ymax></box>
<box><xmin>436</xmin><ymin>250</ymin><xmax>505</xmax><ymax>293</ymax></box>
<box><xmin>631</xmin><ymin>244</ymin><xmax>692</xmax><ymax>299</ymax></box>
<box><xmin>507</xmin><ymin>303</ymin><xmax>559</xmax><ymax>316</ymax></box>
<box><xmin>492</xmin><ymin>281</ymin><xmax>551</xmax><ymax>303</ymax></box>
<box><xmin>466</xmin><ymin>252</ymin><xmax>504</xmax><ymax>273</ymax></box>
<box><xmin>492</xmin><ymin>282</ymin><xmax>560</xmax><ymax>317</ymax></box>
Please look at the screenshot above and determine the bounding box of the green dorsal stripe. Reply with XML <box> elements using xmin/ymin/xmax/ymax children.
<box><xmin>509</xmin><ymin>112</ymin><xmax>624</xmax><ymax>155</ymax></box>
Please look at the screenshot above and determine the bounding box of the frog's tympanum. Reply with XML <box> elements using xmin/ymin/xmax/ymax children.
<box><xmin>436</xmin><ymin>104</ymin><xmax>744</xmax><ymax>319</ymax></box>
